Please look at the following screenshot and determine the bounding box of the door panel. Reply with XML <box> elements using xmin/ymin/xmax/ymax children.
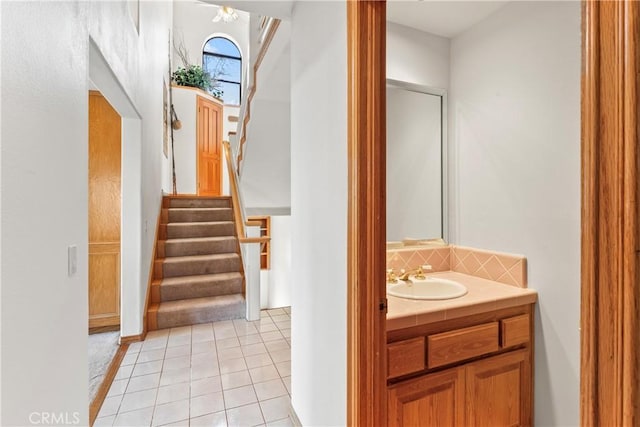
<box><xmin>197</xmin><ymin>96</ymin><xmax>222</xmax><ymax>196</ymax></box>
<box><xmin>88</xmin><ymin>91</ymin><xmax>121</xmax><ymax>329</ymax></box>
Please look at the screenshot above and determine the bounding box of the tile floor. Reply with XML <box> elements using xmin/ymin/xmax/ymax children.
<box><xmin>94</xmin><ymin>308</ymin><xmax>292</xmax><ymax>427</ymax></box>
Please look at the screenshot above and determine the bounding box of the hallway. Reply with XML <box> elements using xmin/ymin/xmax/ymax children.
<box><xmin>94</xmin><ymin>308</ymin><xmax>292</xmax><ymax>426</ymax></box>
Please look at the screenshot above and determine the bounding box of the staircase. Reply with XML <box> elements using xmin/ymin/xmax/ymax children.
<box><xmin>147</xmin><ymin>196</ymin><xmax>245</xmax><ymax>330</ymax></box>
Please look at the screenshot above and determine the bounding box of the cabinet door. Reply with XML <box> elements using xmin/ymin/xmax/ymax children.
<box><xmin>388</xmin><ymin>367</ymin><xmax>465</xmax><ymax>427</ymax></box>
<box><xmin>465</xmin><ymin>350</ymin><xmax>531</xmax><ymax>427</ymax></box>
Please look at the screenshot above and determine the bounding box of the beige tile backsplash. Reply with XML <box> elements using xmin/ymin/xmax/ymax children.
<box><xmin>387</xmin><ymin>245</ymin><xmax>527</xmax><ymax>288</ymax></box>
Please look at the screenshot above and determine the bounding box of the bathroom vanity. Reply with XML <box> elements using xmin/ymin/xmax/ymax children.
<box><xmin>385</xmin><ymin>261</ymin><xmax>537</xmax><ymax>427</ymax></box>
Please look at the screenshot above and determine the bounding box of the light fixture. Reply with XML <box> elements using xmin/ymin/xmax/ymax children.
<box><xmin>212</xmin><ymin>6</ymin><xmax>239</xmax><ymax>23</ymax></box>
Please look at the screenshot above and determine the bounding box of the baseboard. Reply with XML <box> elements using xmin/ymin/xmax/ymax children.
<box><xmin>289</xmin><ymin>404</ymin><xmax>302</xmax><ymax>427</ymax></box>
<box><xmin>89</xmin><ymin>343</ymin><xmax>129</xmax><ymax>426</ymax></box>
<box><xmin>120</xmin><ymin>333</ymin><xmax>145</xmax><ymax>345</ymax></box>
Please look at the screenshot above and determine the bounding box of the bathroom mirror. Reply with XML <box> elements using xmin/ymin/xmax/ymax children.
<box><xmin>386</xmin><ymin>79</ymin><xmax>447</xmax><ymax>246</ymax></box>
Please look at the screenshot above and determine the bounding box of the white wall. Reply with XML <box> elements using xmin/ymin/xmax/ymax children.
<box><xmin>260</xmin><ymin>215</ymin><xmax>292</xmax><ymax>309</ymax></box>
<box><xmin>172</xmin><ymin>1</ymin><xmax>249</xmax><ymax>84</ymax></box>
<box><xmin>290</xmin><ymin>1</ymin><xmax>347</xmax><ymax>425</ymax></box>
<box><xmin>449</xmin><ymin>2</ymin><xmax>581</xmax><ymax>425</ymax></box>
<box><xmin>387</xmin><ymin>21</ymin><xmax>450</xmax><ymax>90</ymax></box>
<box><xmin>1</xmin><ymin>0</ymin><xmax>172</xmax><ymax>424</ymax></box>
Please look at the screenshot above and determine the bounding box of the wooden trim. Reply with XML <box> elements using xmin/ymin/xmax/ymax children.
<box><xmin>144</xmin><ymin>197</ymin><xmax>164</xmax><ymax>333</ymax></box>
<box><xmin>581</xmin><ymin>1</ymin><xmax>640</xmax><ymax>425</ymax></box>
<box><xmin>239</xmin><ymin>236</ymin><xmax>271</xmax><ymax>244</ymax></box>
<box><xmin>89</xmin><ymin>343</ymin><xmax>129</xmax><ymax>426</ymax></box>
<box><xmin>346</xmin><ymin>1</ymin><xmax>387</xmax><ymax>426</ymax></box>
<box><xmin>236</xmin><ymin>20</ymin><xmax>281</xmax><ymax>170</ymax></box>
<box><xmin>120</xmin><ymin>334</ymin><xmax>145</xmax><ymax>345</ymax></box>
<box><xmin>223</xmin><ymin>141</ymin><xmax>246</xmax><ymax>240</ymax></box>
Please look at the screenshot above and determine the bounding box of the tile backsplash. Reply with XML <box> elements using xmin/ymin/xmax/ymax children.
<box><xmin>387</xmin><ymin>245</ymin><xmax>527</xmax><ymax>288</ymax></box>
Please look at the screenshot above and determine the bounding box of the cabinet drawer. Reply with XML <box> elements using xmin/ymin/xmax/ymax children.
<box><xmin>388</xmin><ymin>337</ymin><xmax>425</xmax><ymax>379</ymax></box>
<box><xmin>500</xmin><ymin>314</ymin><xmax>530</xmax><ymax>348</ymax></box>
<box><xmin>427</xmin><ymin>322</ymin><xmax>499</xmax><ymax>369</ymax></box>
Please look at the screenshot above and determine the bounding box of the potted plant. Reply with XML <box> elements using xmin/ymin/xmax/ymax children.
<box><xmin>172</xmin><ymin>39</ymin><xmax>224</xmax><ymax>100</ymax></box>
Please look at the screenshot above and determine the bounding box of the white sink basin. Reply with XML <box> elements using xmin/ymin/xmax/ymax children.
<box><xmin>387</xmin><ymin>278</ymin><xmax>468</xmax><ymax>300</ymax></box>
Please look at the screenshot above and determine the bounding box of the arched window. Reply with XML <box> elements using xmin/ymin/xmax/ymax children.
<box><xmin>203</xmin><ymin>37</ymin><xmax>242</xmax><ymax>105</ymax></box>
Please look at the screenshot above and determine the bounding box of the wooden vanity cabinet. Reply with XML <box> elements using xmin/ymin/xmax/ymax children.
<box><xmin>387</xmin><ymin>305</ymin><xmax>533</xmax><ymax>427</ymax></box>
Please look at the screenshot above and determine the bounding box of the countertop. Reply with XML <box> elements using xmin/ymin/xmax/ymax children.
<box><xmin>386</xmin><ymin>271</ymin><xmax>538</xmax><ymax>331</ymax></box>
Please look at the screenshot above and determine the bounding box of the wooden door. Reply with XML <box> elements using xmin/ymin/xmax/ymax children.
<box><xmin>88</xmin><ymin>91</ymin><xmax>121</xmax><ymax>329</ymax></box>
<box><xmin>197</xmin><ymin>96</ymin><xmax>222</xmax><ymax>196</ymax></box>
<box><xmin>388</xmin><ymin>367</ymin><xmax>465</xmax><ymax>427</ymax></box>
<box><xmin>465</xmin><ymin>350</ymin><xmax>531</xmax><ymax>427</ymax></box>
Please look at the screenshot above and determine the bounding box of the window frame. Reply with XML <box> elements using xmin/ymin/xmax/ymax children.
<box><xmin>202</xmin><ymin>36</ymin><xmax>242</xmax><ymax>105</ymax></box>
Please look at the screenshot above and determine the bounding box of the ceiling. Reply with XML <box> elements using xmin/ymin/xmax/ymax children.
<box><xmin>387</xmin><ymin>1</ymin><xmax>508</xmax><ymax>38</ymax></box>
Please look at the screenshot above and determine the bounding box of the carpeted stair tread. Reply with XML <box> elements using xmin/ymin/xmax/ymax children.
<box><xmin>168</xmin><ymin>207</ymin><xmax>233</xmax><ymax>223</ymax></box>
<box><xmin>156</xmin><ymin>294</ymin><xmax>245</xmax><ymax>329</ymax></box>
<box><xmin>169</xmin><ymin>197</ymin><xmax>231</xmax><ymax>208</ymax></box>
<box><xmin>164</xmin><ymin>236</ymin><xmax>237</xmax><ymax>257</ymax></box>
<box><xmin>159</xmin><ymin>272</ymin><xmax>242</xmax><ymax>301</ymax></box>
<box><xmin>162</xmin><ymin>253</ymin><xmax>240</xmax><ymax>278</ymax></box>
<box><xmin>167</xmin><ymin>221</ymin><xmax>235</xmax><ymax>239</ymax></box>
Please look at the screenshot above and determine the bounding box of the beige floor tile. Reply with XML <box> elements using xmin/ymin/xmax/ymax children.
<box><xmin>274</xmin><ymin>320</ymin><xmax>291</xmax><ymax>330</ymax></box>
<box><xmin>191</xmin><ymin>362</ymin><xmax>221</xmax><ymax>380</ymax></box>
<box><xmin>241</xmin><ymin>343</ymin><xmax>268</xmax><ymax>357</ymax></box>
<box><xmin>275</xmin><ymin>361</ymin><xmax>291</xmax><ymax>378</ymax></box>
<box><xmin>137</xmin><ymin>349</ymin><xmax>166</xmax><ymax>364</ymax></box>
<box><xmin>270</xmin><ymin>315</ymin><xmax>289</xmax><ymax>323</ymax></box>
<box><xmin>162</xmin><ymin>355</ymin><xmax>190</xmax><ymax>372</ymax></box>
<box><xmin>226</xmin><ymin>403</ymin><xmax>264</xmax><ymax>426</ymax></box>
<box><xmin>132</xmin><ymin>360</ymin><xmax>163</xmax><ymax>377</ymax></box>
<box><xmin>121</xmin><ymin>353</ymin><xmax>138</xmax><ymax>366</ymax></box>
<box><xmin>127</xmin><ymin>341</ymin><xmax>143</xmax><ymax>353</ymax></box>
<box><xmin>156</xmin><ymin>382</ymin><xmax>190</xmax><ymax>406</ymax></box>
<box><xmin>258</xmin><ymin>324</ymin><xmax>279</xmax><ymax>333</ymax></box>
<box><xmin>282</xmin><ymin>376</ymin><xmax>291</xmax><ymax>394</ymax></box>
<box><xmin>114</xmin><ymin>365</ymin><xmax>134</xmax><ymax>381</ymax></box>
<box><xmin>106</xmin><ymin>379</ymin><xmax>129</xmax><ymax>397</ymax></box>
<box><xmin>264</xmin><ymin>340</ymin><xmax>289</xmax><ymax>353</ymax></box>
<box><xmin>192</xmin><ymin>331</ymin><xmax>215</xmax><ymax>343</ymax></box>
<box><xmin>266</xmin><ymin>417</ymin><xmax>294</xmax><ymax>427</ymax></box>
<box><xmin>119</xmin><ymin>388</ymin><xmax>158</xmax><ymax>413</ymax></box>
<box><xmin>159</xmin><ymin>367</ymin><xmax>190</xmax><ymax>387</ymax></box>
<box><xmin>169</xmin><ymin>326</ymin><xmax>192</xmax><ymax>336</ymax></box>
<box><xmin>235</xmin><ymin>324</ymin><xmax>259</xmax><ymax>337</ymax></box>
<box><xmin>259</xmin><ymin>395</ymin><xmax>291</xmax><ymax>423</ymax></box>
<box><xmin>165</xmin><ymin>345</ymin><xmax>190</xmax><ymax>360</ymax></box>
<box><xmin>253</xmin><ymin>379</ymin><xmax>287</xmax><ymax>401</ymax></box>
<box><xmin>221</xmin><ymin>370</ymin><xmax>252</xmax><ymax>390</ymax></box>
<box><xmin>249</xmin><ymin>365</ymin><xmax>279</xmax><ymax>384</ymax></box>
<box><xmin>167</xmin><ymin>334</ymin><xmax>191</xmax><ymax>348</ymax></box>
<box><xmin>269</xmin><ymin>349</ymin><xmax>291</xmax><ymax>363</ymax></box>
<box><xmin>192</xmin><ymin>341</ymin><xmax>216</xmax><ymax>355</ymax></box>
<box><xmin>280</xmin><ymin>329</ymin><xmax>291</xmax><ymax>339</ymax></box>
<box><xmin>214</xmin><ymin>328</ymin><xmax>237</xmax><ymax>340</ymax></box>
<box><xmin>190</xmin><ymin>392</ymin><xmax>225</xmax><ymax>418</ymax></box>
<box><xmin>266</xmin><ymin>309</ymin><xmax>286</xmax><ymax>316</ymax></box>
<box><xmin>217</xmin><ymin>346</ymin><xmax>244</xmax><ymax>361</ymax></box>
<box><xmin>127</xmin><ymin>372</ymin><xmax>161</xmax><ymax>393</ymax></box>
<box><xmin>97</xmin><ymin>395</ymin><xmax>123</xmax><ymax>418</ymax></box>
<box><xmin>245</xmin><ymin>353</ymin><xmax>273</xmax><ymax>369</ymax></box>
<box><xmin>191</xmin><ymin>376</ymin><xmax>222</xmax><ymax>397</ymax></box>
<box><xmin>160</xmin><ymin>419</ymin><xmax>189</xmax><ymax>427</ymax></box>
<box><xmin>113</xmin><ymin>407</ymin><xmax>153</xmax><ymax>427</ymax></box>
<box><xmin>260</xmin><ymin>331</ymin><xmax>284</xmax><ymax>342</ymax></box>
<box><xmin>238</xmin><ymin>334</ymin><xmax>263</xmax><ymax>346</ymax></box>
<box><xmin>223</xmin><ymin>384</ymin><xmax>257</xmax><ymax>408</ymax></box>
<box><xmin>191</xmin><ymin>351</ymin><xmax>217</xmax><ymax>367</ymax></box>
<box><xmin>142</xmin><ymin>338</ymin><xmax>167</xmax><ymax>352</ymax></box>
<box><xmin>219</xmin><ymin>357</ymin><xmax>247</xmax><ymax>374</ymax></box>
<box><xmin>93</xmin><ymin>415</ymin><xmax>116</xmax><ymax>427</ymax></box>
<box><xmin>152</xmin><ymin>399</ymin><xmax>189</xmax><ymax>426</ymax></box>
<box><xmin>189</xmin><ymin>411</ymin><xmax>227</xmax><ymax>427</ymax></box>
<box><xmin>215</xmin><ymin>337</ymin><xmax>240</xmax><ymax>349</ymax></box>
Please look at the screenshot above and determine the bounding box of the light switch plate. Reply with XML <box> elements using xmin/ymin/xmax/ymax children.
<box><xmin>68</xmin><ymin>245</ymin><xmax>77</xmax><ymax>277</ymax></box>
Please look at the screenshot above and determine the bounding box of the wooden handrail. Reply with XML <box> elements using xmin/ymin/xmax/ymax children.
<box><xmin>236</xmin><ymin>18</ymin><xmax>281</xmax><ymax>172</ymax></box>
<box><xmin>239</xmin><ymin>236</ymin><xmax>271</xmax><ymax>244</ymax></box>
<box><xmin>223</xmin><ymin>140</ymin><xmax>246</xmax><ymax>240</ymax></box>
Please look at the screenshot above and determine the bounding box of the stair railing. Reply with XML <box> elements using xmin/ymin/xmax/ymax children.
<box><xmin>223</xmin><ymin>140</ymin><xmax>269</xmax><ymax>320</ymax></box>
<box><xmin>235</xmin><ymin>16</ymin><xmax>281</xmax><ymax>174</ymax></box>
